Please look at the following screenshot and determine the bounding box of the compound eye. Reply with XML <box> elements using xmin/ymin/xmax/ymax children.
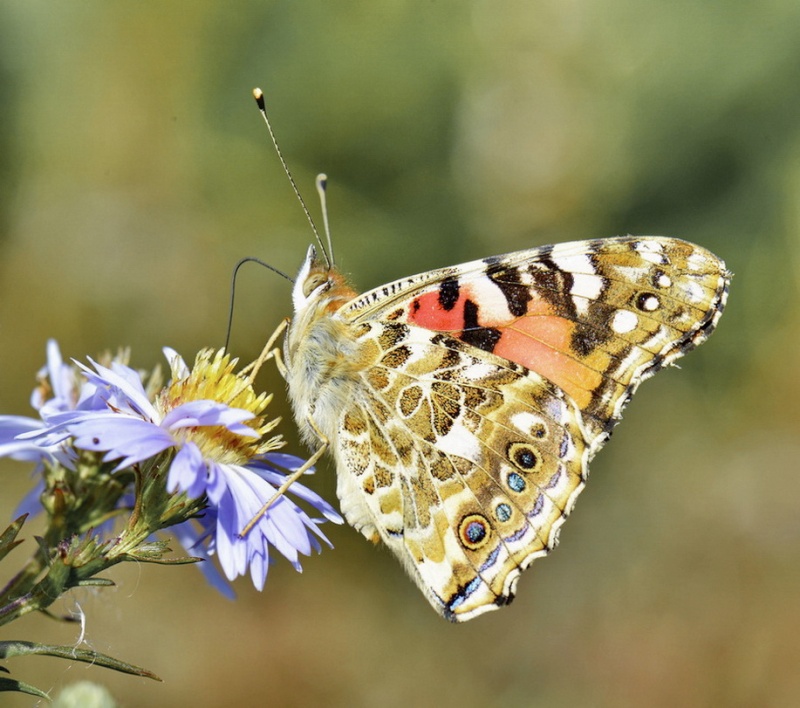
<box><xmin>302</xmin><ymin>272</ymin><xmax>328</xmax><ymax>297</ymax></box>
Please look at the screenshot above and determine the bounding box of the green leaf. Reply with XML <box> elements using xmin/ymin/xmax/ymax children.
<box><xmin>30</xmin><ymin>552</ymin><xmax>72</xmax><ymax>602</ymax></box>
<box><xmin>124</xmin><ymin>551</ymin><xmax>202</xmax><ymax>566</ymax></box>
<box><xmin>120</xmin><ymin>540</ymin><xmax>172</xmax><ymax>561</ymax></box>
<box><xmin>0</xmin><ymin>515</ymin><xmax>28</xmax><ymax>563</ymax></box>
<box><xmin>0</xmin><ymin>641</ymin><xmax>161</xmax><ymax>681</ymax></box>
<box><xmin>120</xmin><ymin>539</ymin><xmax>201</xmax><ymax>564</ymax></box>
<box><xmin>0</xmin><ymin>676</ymin><xmax>50</xmax><ymax>698</ymax></box>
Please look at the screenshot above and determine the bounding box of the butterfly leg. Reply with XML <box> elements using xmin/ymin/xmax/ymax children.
<box><xmin>239</xmin><ymin>419</ymin><xmax>330</xmax><ymax>538</ymax></box>
<box><xmin>271</xmin><ymin>345</ymin><xmax>288</xmax><ymax>379</ymax></box>
<box><xmin>241</xmin><ymin>317</ymin><xmax>289</xmax><ymax>382</ymax></box>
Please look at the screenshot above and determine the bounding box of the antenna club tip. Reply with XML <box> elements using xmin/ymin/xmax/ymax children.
<box><xmin>252</xmin><ymin>88</ymin><xmax>265</xmax><ymax>108</ymax></box>
<box><xmin>316</xmin><ymin>173</ymin><xmax>328</xmax><ymax>188</ymax></box>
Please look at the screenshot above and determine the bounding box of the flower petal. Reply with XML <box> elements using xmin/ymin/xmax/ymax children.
<box><xmin>74</xmin><ymin>358</ymin><xmax>159</xmax><ymax>421</ymax></box>
<box><xmin>163</xmin><ymin>347</ymin><xmax>190</xmax><ymax>380</ymax></box>
<box><xmin>167</xmin><ymin>442</ymin><xmax>208</xmax><ymax>498</ymax></box>
<box><xmin>14</xmin><ymin>478</ymin><xmax>45</xmax><ymax>517</ymax></box>
<box><xmin>0</xmin><ymin>417</ymin><xmax>53</xmax><ymax>461</ymax></box>
<box><xmin>68</xmin><ymin>414</ymin><xmax>175</xmax><ymax>468</ymax></box>
<box><xmin>171</xmin><ymin>517</ymin><xmax>236</xmax><ymax>599</ymax></box>
<box><xmin>262</xmin><ymin>452</ymin><xmax>314</xmax><ymax>474</ymax></box>
<box><xmin>162</xmin><ymin>400</ymin><xmax>257</xmax><ymax>437</ymax></box>
<box><xmin>250</xmin><ymin>459</ymin><xmax>343</xmax><ymax>524</ymax></box>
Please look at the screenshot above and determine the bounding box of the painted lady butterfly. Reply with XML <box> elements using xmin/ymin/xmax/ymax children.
<box><xmin>275</xmin><ymin>236</ymin><xmax>729</xmax><ymax>622</ymax></box>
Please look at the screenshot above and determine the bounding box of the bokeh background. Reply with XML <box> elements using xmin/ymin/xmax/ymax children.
<box><xmin>1</xmin><ymin>1</ymin><xmax>799</xmax><ymax>706</ymax></box>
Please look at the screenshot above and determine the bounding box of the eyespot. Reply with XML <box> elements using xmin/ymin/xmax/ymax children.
<box><xmin>507</xmin><ymin>442</ymin><xmax>541</xmax><ymax>471</ymax></box>
<box><xmin>459</xmin><ymin>514</ymin><xmax>491</xmax><ymax>550</ymax></box>
<box><xmin>507</xmin><ymin>472</ymin><xmax>526</xmax><ymax>493</ymax></box>
<box><xmin>635</xmin><ymin>292</ymin><xmax>660</xmax><ymax>312</ymax></box>
<box><xmin>530</xmin><ymin>423</ymin><xmax>547</xmax><ymax>439</ymax></box>
<box><xmin>494</xmin><ymin>502</ymin><xmax>512</xmax><ymax>522</ymax></box>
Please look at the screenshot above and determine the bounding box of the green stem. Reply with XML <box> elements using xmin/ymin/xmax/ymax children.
<box><xmin>128</xmin><ymin>464</ymin><xmax>145</xmax><ymax>529</ymax></box>
<box><xmin>0</xmin><ymin>543</ymin><xmax>48</xmax><ymax>609</ymax></box>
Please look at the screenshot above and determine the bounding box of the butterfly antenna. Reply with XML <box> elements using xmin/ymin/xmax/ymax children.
<box><xmin>225</xmin><ymin>256</ymin><xmax>293</xmax><ymax>350</ymax></box>
<box><xmin>316</xmin><ymin>173</ymin><xmax>335</xmax><ymax>266</ymax></box>
<box><xmin>252</xmin><ymin>88</ymin><xmax>330</xmax><ymax>268</ymax></box>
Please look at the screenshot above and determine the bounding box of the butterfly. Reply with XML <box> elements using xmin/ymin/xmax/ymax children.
<box><xmin>279</xmin><ymin>236</ymin><xmax>730</xmax><ymax>621</ymax></box>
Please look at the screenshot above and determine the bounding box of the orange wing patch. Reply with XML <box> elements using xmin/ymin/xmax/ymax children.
<box><xmin>406</xmin><ymin>282</ymin><xmax>600</xmax><ymax>409</ymax></box>
<box><xmin>493</xmin><ymin>317</ymin><xmax>601</xmax><ymax>409</ymax></box>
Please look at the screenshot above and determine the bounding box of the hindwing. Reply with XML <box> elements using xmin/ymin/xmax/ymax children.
<box><xmin>335</xmin><ymin>323</ymin><xmax>589</xmax><ymax>620</ymax></box>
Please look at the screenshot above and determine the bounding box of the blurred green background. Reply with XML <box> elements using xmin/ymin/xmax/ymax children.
<box><xmin>1</xmin><ymin>1</ymin><xmax>799</xmax><ymax>706</ymax></box>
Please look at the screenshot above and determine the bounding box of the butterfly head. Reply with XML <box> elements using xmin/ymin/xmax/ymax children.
<box><xmin>292</xmin><ymin>245</ymin><xmax>356</xmax><ymax>316</ymax></box>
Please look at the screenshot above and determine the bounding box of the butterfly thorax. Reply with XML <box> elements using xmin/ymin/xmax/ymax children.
<box><xmin>285</xmin><ymin>248</ymin><xmax>363</xmax><ymax>447</ymax></box>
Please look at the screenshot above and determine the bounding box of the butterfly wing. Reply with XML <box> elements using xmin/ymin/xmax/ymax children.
<box><xmin>328</xmin><ymin>236</ymin><xmax>729</xmax><ymax>621</ymax></box>
<box><xmin>335</xmin><ymin>322</ymin><xmax>590</xmax><ymax>620</ymax></box>
<box><xmin>342</xmin><ymin>236</ymin><xmax>730</xmax><ymax>447</ymax></box>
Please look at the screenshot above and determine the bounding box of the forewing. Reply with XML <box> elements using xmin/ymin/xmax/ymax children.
<box><xmin>341</xmin><ymin>236</ymin><xmax>730</xmax><ymax>447</ymax></box>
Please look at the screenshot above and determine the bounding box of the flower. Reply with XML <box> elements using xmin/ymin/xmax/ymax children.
<box><xmin>171</xmin><ymin>453</ymin><xmax>338</xmax><ymax>597</ymax></box>
<box><xmin>0</xmin><ymin>340</ymin><xmax>78</xmax><ymax>461</ymax></box>
<box><xmin>20</xmin><ymin>347</ymin><xmax>342</xmax><ymax>591</ymax></box>
<box><xmin>0</xmin><ymin>340</ymin><xmax>106</xmax><ymax>515</ymax></box>
<box><xmin>0</xmin><ymin>340</ymin><xmax>135</xmax><ymax>462</ymax></box>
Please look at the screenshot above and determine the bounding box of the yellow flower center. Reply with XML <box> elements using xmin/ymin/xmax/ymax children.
<box><xmin>156</xmin><ymin>349</ymin><xmax>281</xmax><ymax>465</ymax></box>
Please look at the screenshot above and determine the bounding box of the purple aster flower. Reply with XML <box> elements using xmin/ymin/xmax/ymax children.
<box><xmin>21</xmin><ymin>347</ymin><xmax>342</xmax><ymax>591</ymax></box>
<box><xmin>0</xmin><ymin>339</ymin><xmax>114</xmax><ymax>515</ymax></box>
<box><xmin>0</xmin><ymin>341</ymin><xmax>80</xmax><ymax>460</ymax></box>
<box><xmin>171</xmin><ymin>453</ymin><xmax>337</xmax><ymax>597</ymax></box>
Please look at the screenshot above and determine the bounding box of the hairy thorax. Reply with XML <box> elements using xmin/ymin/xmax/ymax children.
<box><xmin>284</xmin><ymin>295</ymin><xmax>370</xmax><ymax>447</ymax></box>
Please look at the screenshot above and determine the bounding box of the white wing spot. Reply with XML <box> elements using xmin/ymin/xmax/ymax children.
<box><xmin>463</xmin><ymin>362</ymin><xmax>497</xmax><ymax>381</ymax></box>
<box><xmin>553</xmin><ymin>254</ymin><xmax>593</xmax><ymax>275</ymax></box>
<box><xmin>436</xmin><ymin>424</ymin><xmax>481</xmax><ymax>462</ymax></box>
<box><xmin>684</xmin><ymin>281</ymin><xmax>705</xmax><ymax>303</ymax></box>
<box><xmin>687</xmin><ymin>252</ymin><xmax>708</xmax><ymax>270</ymax></box>
<box><xmin>612</xmin><ymin>309</ymin><xmax>638</xmax><ymax>334</ymax></box>
<box><xmin>570</xmin><ymin>272</ymin><xmax>604</xmax><ymax>302</ymax></box>
<box><xmin>641</xmin><ymin>295</ymin><xmax>660</xmax><ymax>311</ymax></box>
<box><xmin>472</xmin><ymin>277</ymin><xmax>517</xmax><ymax>323</ymax></box>
<box><xmin>634</xmin><ymin>240</ymin><xmax>663</xmax><ymax>254</ymax></box>
<box><xmin>510</xmin><ymin>411</ymin><xmax>546</xmax><ymax>435</ymax></box>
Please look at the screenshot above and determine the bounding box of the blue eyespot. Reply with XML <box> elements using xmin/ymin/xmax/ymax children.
<box><xmin>465</xmin><ymin>520</ymin><xmax>486</xmax><ymax>543</ymax></box>
<box><xmin>495</xmin><ymin>503</ymin><xmax>512</xmax><ymax>522</ymax></box>
<box><xmin>459</xmin><ymin>514</ymin><xmax>490</xmax><ymax>549</ymax></box>
<box><xmin>507</xmin><ymin>472</ymin><xmax>526</xmax><ymax>492</ymax></box>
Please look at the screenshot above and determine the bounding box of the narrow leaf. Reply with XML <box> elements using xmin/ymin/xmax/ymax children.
<box><xmin>0</xmin><ymin>641</ymin><xmax>161</xmax><ymax>681</ymax></box>
<box><xmin>0</xmin><ymin>515</ymin><xmax>28</xmax><ymax>563</ymax></box>
<box><xmin>0</xmin><ymin>676</ymin><xmax>50</xmax><ymax>698</ymax></box>
<box><xmin>123</xmin><ymin>553</ymin><xmax>202</xmax><ymax>566</ymax></box>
